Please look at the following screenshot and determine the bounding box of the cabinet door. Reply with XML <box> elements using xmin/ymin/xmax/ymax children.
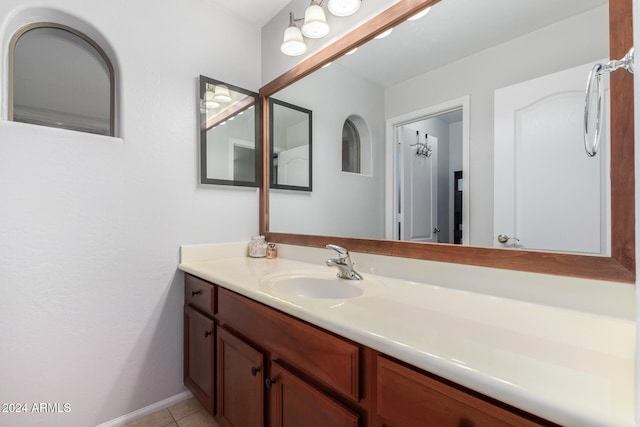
<box><xmin>377</xmin><ymin>356</ymin><xmax>548</xmax><ymax>426</ymax></box>
<box><xmin>217</xmin><ymin>326</ymin><xmax>265</xmax><ymax>427</ymax></box>
<box><xmin>268</xmin><ymin>361</ymin><xmax>359</xmax><ymax>427</ymax></box>
<box><xmin>184</xmin><ymin>305</ymin><xmax>215</xmax><ymax>415</ymax></box>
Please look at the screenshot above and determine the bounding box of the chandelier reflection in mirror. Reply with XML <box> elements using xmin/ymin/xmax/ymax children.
<box><xmin>281</xmin><ymin>0</ymin><xmax>363</xmax><ymax>56</ymax></box>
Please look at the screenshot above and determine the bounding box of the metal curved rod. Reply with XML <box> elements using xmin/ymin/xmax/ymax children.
<box><xmin>584</xmin><ymin>63</ymin><xmax>604</xmax><ymax>157</ymax></box>
<box><xmin>584</xmin><ymin>47</ymin><xmax>634</xmax><ymax>157</ymax></box>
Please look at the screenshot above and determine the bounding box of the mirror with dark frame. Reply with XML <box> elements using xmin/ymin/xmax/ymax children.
<box><xmin>199</xmin><ymin>75</ymin><xmax>260</xmax><ymax>187</ymax></box>
<box><xmin>269</xmin><ymin>98</ymin><xmax>313</xmax><ymax>191</ymax></box>
<box><xmin>259</xmin><ymin>0</ymin><xmax>635</xmax><ymax>283</ymax></box>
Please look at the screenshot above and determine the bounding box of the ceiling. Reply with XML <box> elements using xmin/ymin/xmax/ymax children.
<box><xmin>337</xmin><ymin>0</ymin><xmax>608</xmax><ymax>88</ymax></box>
<box><xmin>213</xmin><ymin>0</ymin><xmax>607</xmax><ymax>90</ymax></box>
<box><xmin>205</xmin><ymin>0</ymin><xmax>291</xmax><ymax>26</ymax></box>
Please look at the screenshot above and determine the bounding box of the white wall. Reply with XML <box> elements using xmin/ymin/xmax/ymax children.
<box><xmin>0</xmin><ymin>1</ymin><xmax>260</xmax><ymax>426</ymax></box>
<box><xmin>386</xmin><ymin>6</ymin><xmax>608</xmax><ymax>246</ymax></box>
<box><xmin>269</xmin><ymin>63</ymin><xmax>385</xmax><ymax>238</ymax></box>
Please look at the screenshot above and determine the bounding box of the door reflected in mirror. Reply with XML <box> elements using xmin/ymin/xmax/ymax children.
<box><xmin>269</xmin><ymin>98</ymin><xmax>312</xmax><ymax>191</ymax></box>
<box><xmin>199</xmin><ymin>76</ymin><xmax>259</xmax><ymax>187</ymax></box>
<box><xmin>394</xmin><ymin>108</ymin><xmax>464</xmax><ymax>245</ymax></box>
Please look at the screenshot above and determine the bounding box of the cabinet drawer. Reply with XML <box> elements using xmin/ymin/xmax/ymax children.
<box><xmin>185</xmin><ymin>274</ymin><xmax>216</xmax><ymax>316</ymax></box>
<box><xmin>377</xmin><ymin>356</ymin><xmax>549</xmax><ymax>427</ymax></box>
<box><xmin>217</xmin><ymin>288</ymin><xmax>360</xmax><ymax>401</ymax></box>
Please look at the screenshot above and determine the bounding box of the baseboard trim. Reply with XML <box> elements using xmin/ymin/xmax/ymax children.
<box><xmin>95</xmin><ymin>390</ymin><xmax>193</xmax><ymax>427</ymax></box>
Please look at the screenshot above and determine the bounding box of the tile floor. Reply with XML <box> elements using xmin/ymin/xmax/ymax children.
<box><xmin>122</xmin><ymin>397</ymin><xmax>219</xmax><ymax>427</ymax></box>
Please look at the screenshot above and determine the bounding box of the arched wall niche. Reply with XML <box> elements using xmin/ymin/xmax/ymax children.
<box><xmin>344</xmin><ymin>114</ymin><xmax>372</xmax><ymax>176</ymax></box>
<box><xmin>1</xmin><ymin>7</ymin><xmax>121</xmax><ymax>135</ymax></box>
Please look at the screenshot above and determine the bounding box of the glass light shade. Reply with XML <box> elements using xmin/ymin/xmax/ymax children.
<box><xmin>301</xmin><ymin>3</ymin><xmax>330</xmax><ymax>38</ymax></box>
<box><xmin>408</xmin><ymin>7</ymin><xmax>431</xmax><ymax>21</ymax></box>
<box><xmin>213</xmin><ymin>85</ymin><xmax>231</xmax><ymax>102</ymax></box>
<box><xmin>375</xmin><ymin>28</ymin><xmax>393</xmax><ymax>39</ymax></box>
<box><xmin>327</xmin><ymin>0</ymin><xmax>361</xmax><ymax>17</ymax></box>
<box><xmin>204</xmin><ymin>91</ymin><xmax>219</xmax><ymax>109</ymax></box>
<box><xmin>281</xmin><ymin>25</ymin><xmax>307</xmax><ymax>56</ymax></box>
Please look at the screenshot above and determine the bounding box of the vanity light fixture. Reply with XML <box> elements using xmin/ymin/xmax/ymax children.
<box><xmin>281</xmin><ymin>12</ymin><xmax>308</xmax><ymax>56</ymax></box>
<box><xmin>213</xmin><ymin>85</ymin><xmax>231</xmax><ymax>102</ymax></box>
<box><xmin>407</xmin><ymin>6</ymin><xmax>432</xmax><ymax>21</ymax></box>
<box><xmin>327</xmin><ymin>0</ymin><xmax>361</xmax><ymax>17</ymax></box>
<box><xmin>204</xmin><ymin>84</ymin><xmax>219</xmax><ymax>109</ymax></box>
<box><xmin>302</xmin><ymin>0</ymin><xmax>330</xmax><ymax>38</ymax></box>
<box><xmin>375</xmin><ymin>28</ymin><xmax>393</xmax><ymax>39</ymax></box>
<box><xmin>281</xmin><ymin>0</ymin><xmax>364</xmax><ymax>56</ymax></box>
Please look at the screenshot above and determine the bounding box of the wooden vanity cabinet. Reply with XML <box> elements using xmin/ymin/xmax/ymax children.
<box><xmin>184</xmin><ymin>273</ymin><xmax>554</xmax><ymax>427</ymax></box>
<box><xmin>216</xmin><ymin>287</ymin><xmax>363</xmax><ymax>427</ymax></box>
<box><xmin>183</xmin><ymin>274</ymin><xmax>216</xmax><ymax>415</ymax></box>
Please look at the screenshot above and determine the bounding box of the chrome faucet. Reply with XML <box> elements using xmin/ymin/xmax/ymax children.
<box><xmin>325</xmin><ymin>244</ymin><xmax>363</xmax><ymax>280</ymax></box>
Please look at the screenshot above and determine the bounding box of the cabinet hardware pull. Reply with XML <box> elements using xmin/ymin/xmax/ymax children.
<box><xmin>204</xmin><ymin>330</ymin><xmax>212</xmax><ymax>338</ymax></box>
<box><xmin>191</xmin><ymin>290</ymin><xmax>202</xmax><ymax>296</ymax></box>
<box><xmin>251</xmin><ymin>367</ymin><xmax>261</xmax><ymax>376</ymax></box>
<box><xmin>265</xmin><ymin>378</ymin><xmax>277</xmax><ymax>388</ymax></box>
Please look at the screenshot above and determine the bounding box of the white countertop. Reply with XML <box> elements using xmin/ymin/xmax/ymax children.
<box><xmin>178</xmin><ymin>244</ymin><xmax>635</xmax><ymax>427</ymax></box>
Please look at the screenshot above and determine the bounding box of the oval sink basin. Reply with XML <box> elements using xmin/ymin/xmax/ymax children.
<box><xmin>262</xmin><ymin>272</ymin><xmax>364</xmax><ymax>299</ymax></box>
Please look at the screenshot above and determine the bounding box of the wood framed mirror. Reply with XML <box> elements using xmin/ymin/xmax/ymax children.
<box><xmin>259</xmin><ymin>0</ymin><xmax>635</xmax><ymax>283</ymax></box>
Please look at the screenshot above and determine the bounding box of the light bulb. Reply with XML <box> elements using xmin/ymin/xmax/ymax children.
<box><xmin>213</xmin><ymin>85</ymin><xmax>231</xmax><ymax>102</ymax></box>
<box><xmin>204</xmin><ymin>91</ymin><xmax>219</xmax><ymax>109</ymax></box>
<box><xmin>281</xmin><ymin>24</ymin><xmax>307</xmax><ymax>56</ymax></box>
<box><xmin>301</xmin><ymin>2</ymin><xmax>330</xmax><ymax>39</ymax></box>
<box><xmin>327</xmin><ymin>0</ymin><xmax>360</xmax><ymax>17</ymax></box>
<box><xmin>408</xmin><ymin>7</ymin><xmax>431</xmax><ymax>21</ymax></box>
<box><xmin>375</xmin><ymin>28</ymin><xmax>393</xmax><ymax>39</ymax></box>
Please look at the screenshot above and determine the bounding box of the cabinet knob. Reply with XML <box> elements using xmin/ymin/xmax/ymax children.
<box><xmin>204</xmin><ymin>330</ymin><xmax>212</xmax><ymax>338</ymax></box>
<box><xmin>265</xmin><ymin>378</ymin><xmax>277</xmax><ymax>388</ymax></box>
<box><xmin>251</xmin><ymin>367</ymin><xmax>261</xmax><ymax>376</ymax></box>
<box><xmin>191</xmin><ymin>290</ymin><xmax>202</xmax><ymax>296</ymax></box>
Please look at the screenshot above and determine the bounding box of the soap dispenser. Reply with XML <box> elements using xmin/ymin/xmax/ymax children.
<box><xmin>266</xmin><ymin>243</ymin><xmax>278</xmax><ymax>259</ymax></box>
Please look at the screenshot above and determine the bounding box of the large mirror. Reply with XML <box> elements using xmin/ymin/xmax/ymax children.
<box><xmin>270</xmin><ymin>98</ymin><xmax>313</xmax><ymax>191</ymax></box>
<box><xmin>200</xmin><ymin>76</ymin><xmax>259</xmax><ymax>187</ymax></box>
<box><xmin>260</xmin><ymin>0</ymin><xmax>635</xmax><ymax>282</ymax></box>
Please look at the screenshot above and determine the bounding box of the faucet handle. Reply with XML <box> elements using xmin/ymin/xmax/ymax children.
<box><xmin>326</xmin><ymin>244</ymin><xmax>348</xmax><ymax>257</ymax></box>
